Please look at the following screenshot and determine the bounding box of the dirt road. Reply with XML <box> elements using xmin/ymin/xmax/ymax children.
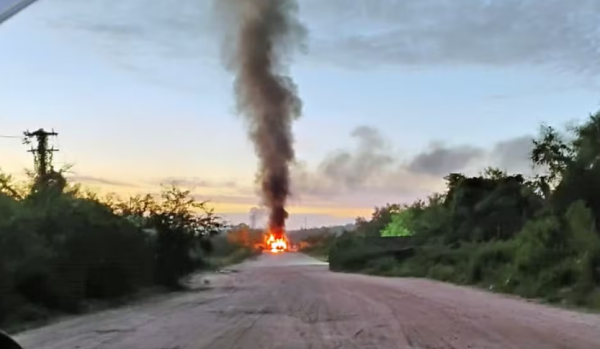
<box><xmin>14</xmin><ymin>253</ymin><xmax>600</xmax><ymax>349</ymax></box>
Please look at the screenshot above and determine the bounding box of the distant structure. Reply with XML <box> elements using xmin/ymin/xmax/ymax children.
<box><xmin>24</xmin><ymin>128</ymin><xmax>65</xmax><ymax>192</ymax></box>
<box><xmin>249</xmin><ymin>207</ymin><xmax>266</xmax><ymax>230</ymax></box>
<box><xmin>24</xmin><ymin>128</ymin><xmax>58</xmax><ymax>178</ymax></box>
<box><xmin>250</xmin><ymin>212</ymin><xmax>257</xmax><ymax>230</ymax></box>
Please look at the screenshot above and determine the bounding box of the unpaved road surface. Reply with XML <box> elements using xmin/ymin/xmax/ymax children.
<box><xmin>15</xmin><ymin>253</ymin><xmax>600</xmax><ymax>349</ymax></box>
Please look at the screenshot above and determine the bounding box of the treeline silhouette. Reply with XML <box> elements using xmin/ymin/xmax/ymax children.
<box><xmin>0</xmin><ymin>169</ymin><xmax>251</xmax><ymax>329</ymax></box>
<box><xmin>314</xmin><ymin>111</ymin><xmax>600</xmax><ymax>308</ymax></box>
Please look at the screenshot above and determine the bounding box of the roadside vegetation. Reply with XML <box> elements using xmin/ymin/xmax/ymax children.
<box><xmin>210</xmin><ymin>224</ymin><xmax>264</xmax><ymax>268</ymax></box>
<box><xmin>298</xmin><ymin>231</ymin><xmax>336</xmax><ymax>261</ymax></box>
<box><xmin>0</xmin><ymin>168</ymin><xmax>257</xmax><ymax>330</ymax></box>
<box><xmin>314</xmin><ymin>111</ymin><xmax>600</xmax><ymax>309</ymax></box>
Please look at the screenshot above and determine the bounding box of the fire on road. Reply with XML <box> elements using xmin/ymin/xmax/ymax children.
<box><xmin>265</xmin><ymin>229</ymin><xmax>289</xmax><ymax>253</ymax></box>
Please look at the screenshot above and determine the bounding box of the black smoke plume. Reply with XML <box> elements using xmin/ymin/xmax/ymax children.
<box><xmin>216</xmin><ymin>0</ymin><xmax>306</xmax><ymax>237</ymax></box>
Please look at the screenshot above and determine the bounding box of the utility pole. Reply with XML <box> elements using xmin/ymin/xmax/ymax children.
<box><xmin>24</xmin><ymin>128</ymin><xmax>58</xmax><ymax>178</ymax></box>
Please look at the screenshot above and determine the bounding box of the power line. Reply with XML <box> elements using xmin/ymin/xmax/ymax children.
<box><xmin>0</xmin><ymin>134</ymin><xmax>22</xmax><ymax>139</ymax></box>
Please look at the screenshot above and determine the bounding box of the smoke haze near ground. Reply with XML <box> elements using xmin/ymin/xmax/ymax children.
<box><xmin>215</xmin><ymin>0</ymin><xmax>307</xmax><ymax>236</ymax></box>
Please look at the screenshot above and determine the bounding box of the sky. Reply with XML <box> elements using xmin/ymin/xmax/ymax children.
<box><xmin>1</xmin><ymin>0</ymin><xmax>600</xmax><ymax>229</ymax></box>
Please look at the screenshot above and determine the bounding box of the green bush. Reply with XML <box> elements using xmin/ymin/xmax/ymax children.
<box><xmin>0</xmin><ymin>172</ymin><xmax>227</xmax><ymax>328</ymax></box>
<box><xmin>467</xmin><ymin>240</ymin><xmax>517</xmax><ymax>288</ymax></box>
<box><xmin>223</xmin><ymin>247</ymin><xmax>259</xmax><ymax>265</ymax></box>
<box><xmin>328</xmin><ymin>233</ymin><xmax>372</xmax><ymax>271</ymax></box>
<box><xmin>300</xmin><ymin>233</ymin><xmax>335</xmax><ymax>259</ymax></box>
<box><xmin>208</xmin><ymin>238</ymin><xmax>260</xmax><ymax>269</ymax></box>
<box><xmin>428</xmin><ymin>264</ymin><xmax>457</xmax><ymax>282</ymax></box>
<box><xmin>364</xmin><ymin>256</ymin><xmax>397</xmax><ymax>275</ymax></box>
<box><xmin>325</xmin><ymin>110</ymin><xmax>600</xmax><ymax>310</ymax></box>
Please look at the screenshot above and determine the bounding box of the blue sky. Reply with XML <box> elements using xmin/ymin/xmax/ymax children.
<box><xmin>1</xmin><ymin>0</ymin><xmax>599</xmax><ymax>228</ymax></box>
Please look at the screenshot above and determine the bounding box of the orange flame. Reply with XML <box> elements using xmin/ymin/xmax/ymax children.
<box><xmin>265</xmin><ymin>228</ymin><xmax>288</xmax><ymax>253</ymax></box>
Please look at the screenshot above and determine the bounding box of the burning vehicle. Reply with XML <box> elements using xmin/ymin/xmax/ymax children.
<box><xmin>265</xmin><ymin>227</ymin><xmax>289</xmax><ymax>253</ymax></box>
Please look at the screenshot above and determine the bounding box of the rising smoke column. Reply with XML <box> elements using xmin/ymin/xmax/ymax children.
<box><xmin>216</xmin><ymin>0</ymin><xmax>306</xmax><ymax>238</ymax></box>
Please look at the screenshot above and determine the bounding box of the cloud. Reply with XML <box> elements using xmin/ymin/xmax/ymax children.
<box><xmin>157</xmin><ymin>177</ymin><xmax>238</xmax><ymax>189</ymax></box>
<box><xmin>47</xmin><ymin>0</ymin><xmax>215</xmax><ymax>61</ymax></box>
<box><xmin>65</xmin><ymin>175</ymin><xmax>254</xmax><ymax>202</ymax></box>
<box><xmin>49</xmin><ymin>0</ymin><xmax>600</xmax><ymax>76</ymax></box>
<box><xmin>192</xmin><ymin>193</ymin><xmax>259</xmax><ymax>206</ymax></box>
<box><xmin>221</xmin><ymin>212</ymin><xmax>354</xmax><ymax>230</ymax></box>
<box><xmin>407</xmin><ymin>143</ymin><xmax>484</xmax><ymax>177</ymax></box>
<box><xmin>291</xmin><ymin>126</ymin><xmax>535</xmax><ymax>204</ymax></box>
<box><xmin>67</xmin><ymin>174</ymin><xmax>134</xmax><ymax>187</ymax></box>
<box><xmin>303</xmin><ymin>0</ymin><xmax>600</xmax><ymax>74</ymax></box>
<box><xmin>492</xmin><ymin>135</ymin><xmax>535</xmax><ymax>173</ymax></box>
<box><xmin>315</xmin><ymin>126</ymin><xmax>394</xmax><ymax>189</ymax></box>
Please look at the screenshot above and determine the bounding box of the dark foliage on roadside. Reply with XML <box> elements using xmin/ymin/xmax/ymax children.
<box><xmin>209</xmin><ymin>224</ymin><xmax>263</xmax><ymax>268</ymax></box>
<box><xmin>0</xmin><ymin>171</ymin><xmax>247</xmax><ymax>328</ymax></box>
<box><xmin>326</xmin><ymin>111</ymin><xmax>600</xmax><ymax>309</ymax></box>
<box><xmin>298</xmin><ymin>230</ymin><xmax>337</xmax><ymax>260</ymax></box>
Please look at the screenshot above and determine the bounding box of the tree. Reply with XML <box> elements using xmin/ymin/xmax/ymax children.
<box><xmin>531</xmin><ymin>124</ymin><xmax>574</xmax><ymax>186</ymax></box>
<box><xmin>572</xmin><ymin>111</ymin><xmax>600</xmax><ymax>168</ymax></box>
<box><xmin>228</xmin><ymin>224</ymin><xmax>252</xmax><ymax>247</ymax></box>
<box><xmin>0</xmin><ymin>170</ymin><xmax>26</xmax><ymax>199</ymax></box>
<box><xmin>355</xmin><ymin>204</ymin><xmax>401</xmax><ymax>237</ymax></box>
<box><xmin>381</xmin><ymin>209</ymin><xmax>414</xmax><ymax>237</ymax></box>
<box><xmin>148</xmin><ymin>185</ymin><xmax>225</xmax><ymax>287</ymax></box>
